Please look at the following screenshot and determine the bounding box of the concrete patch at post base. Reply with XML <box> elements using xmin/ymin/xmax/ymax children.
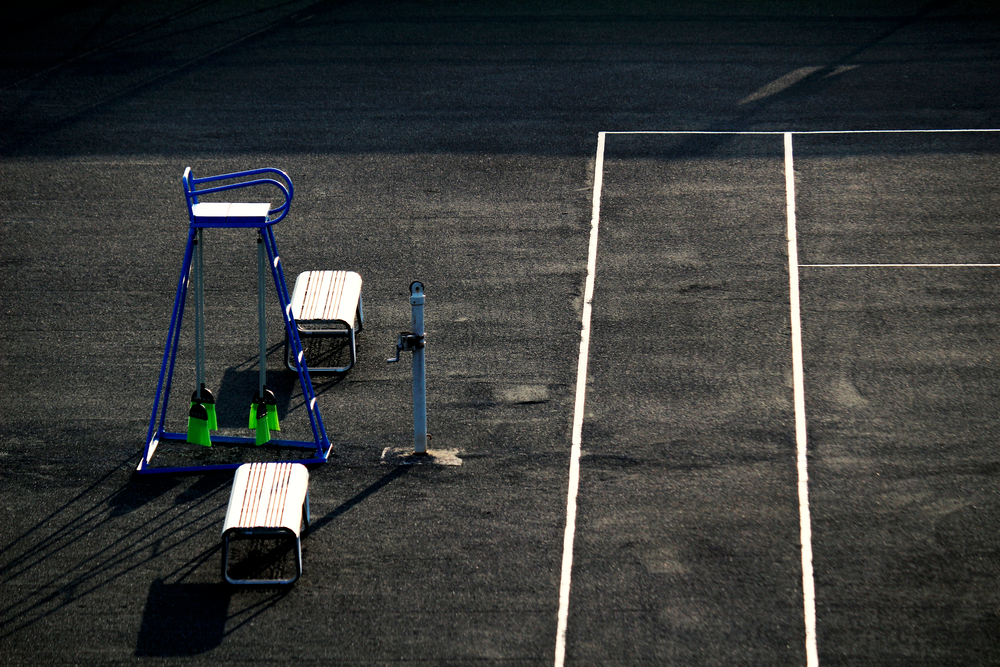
<box><xmin>381</xmin><ymin>447</ymin><xmax>462</xmax><ymax>466</ymax></box>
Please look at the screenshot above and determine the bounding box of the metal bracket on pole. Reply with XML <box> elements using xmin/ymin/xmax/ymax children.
<box><xmin>387</xmin><ymin>281</ymin><xmax>428</xmax><ymax>454</ymax></box>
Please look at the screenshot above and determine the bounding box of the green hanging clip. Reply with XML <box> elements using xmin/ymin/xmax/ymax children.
<box><xmin>249</xmin><ymin>387</ymin><xmax>279</xmax><ymax>445</ymax></box>
<box><xmin>187</xmin><ymin>402</ymin><xmax>212</xmax><ymax>447</ymax></box>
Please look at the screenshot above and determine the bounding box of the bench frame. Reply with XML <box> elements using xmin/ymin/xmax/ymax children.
<box><xmin>285</xmin><ymin>270</ymin><xmax>364</xmax><ymax>374</ymax></box>
<box><xmin>222</xmin><ymin>462</ymin><xmax>310</xmax><ymax>585</ymax></box>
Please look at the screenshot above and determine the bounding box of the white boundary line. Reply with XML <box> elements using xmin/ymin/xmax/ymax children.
<box><xmin>785</xmin><ymin>132</ymin><xmax>819</xmax><ymax>667</ymax></box>
<box><xmin>554</xmin><ymin>130</ymin><xmax>605</xmax><ymax>667</ymax></box>
<box><xmin>803</xmin><ymin>263</ymin><xmax>1000</xmax><ymax>267</ymax></box>
<box><xmin>556</xmin><ymin>128</ymin><xmax>996</xmax><ymax>667</ymax></box>
<box><xmin>603</xmin><ymin>128</ymin><xmax>1000</xmax><ymax>135</ymax></box>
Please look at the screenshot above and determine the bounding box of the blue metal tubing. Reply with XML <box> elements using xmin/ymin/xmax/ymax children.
<box><xmin>262</xmin><ymin>225</ymin><xmax>331</xmax><ymax>456</ymax></box>
<box><xmin>138</xmin><ymin>167</ymin><xmax>332</xmax><ymax>473</ymax></box>
<box><xmin>183</xmin><ymin>167</ymin><xmax>294</xmax><ymax>225</ymax></box>
<box><xmin>142</xmin><ymin>227</ymin><xmax>196</xmax><ymax>466</ymax></box>
<box><xmin>140</xmin><ymin>226</ymin><xmax>329</xmax><ymax>472</ymax></box>
<box><xmin>157</xmin><ymin>231</ymin><xmax>195</xmax><ymax>437</ymax></box>
<box><xmin>143</xmin><ymin>459</ymin><xmax>321</xmax><ymax>476</ymax></box>
<box><xmin>160</xmin><ymin>433</ymin><xmax>322</xmax><ymax>449</ymax></box>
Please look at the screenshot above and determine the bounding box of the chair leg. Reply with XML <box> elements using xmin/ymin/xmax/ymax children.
<box><xmin>222</xmin><ymin>535</ymin><xmax>232</xmax><ymax>584</ymax></box>
<box><xmin>294</xmin><ymin>537</ymin><xmax>302</xmax><ymax>584</ymax></box>
<box><xmin>286</xmin><ymin>328</ymin><xmax>356</xmax><ymax>373</ymax></box>
<box><xmin>285</xmin><ymin>328</ymin><xmax>305</xmax><ymax>372</ymax></box>
<box><xmin>349</xmin><ymin>328</ymin><xmax>357</xmax><ymax>371</ymax></box>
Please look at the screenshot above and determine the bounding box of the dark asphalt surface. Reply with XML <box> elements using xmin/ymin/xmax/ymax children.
<box><xmin>2</xmin><ymin>2</ymin><xmax>998</xmax><ymax>665</ymax></box>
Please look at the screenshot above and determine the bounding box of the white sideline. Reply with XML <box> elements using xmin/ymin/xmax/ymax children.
<box><xmin>803</xmin><ymin>263</ymin><xmax>1000</xmax><ymax>267</ymax></box>
<box><xmin>555</xmin><ymin>128</ymin><xmax>996</xmax><ymax>666</ymax></box>
<box><xmin>554</xmin><ymin>131</ymin><xmax>605</xmax><ymax>667</ymax></box>
<box><xmin>785</xmin><ymin>132</ymin><xmax>820</xmax><ymax>667</ymax></box>
<box><xmin>603</xmin><ymin>128</ymin><xmax>1000</xmax><ymax>134</ymax></box>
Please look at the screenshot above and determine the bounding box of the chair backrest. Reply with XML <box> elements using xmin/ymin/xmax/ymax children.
<box><xmin>182</xmin><ymin>167</ymin><xmax>294</xmax><ymax>226</ymax></box>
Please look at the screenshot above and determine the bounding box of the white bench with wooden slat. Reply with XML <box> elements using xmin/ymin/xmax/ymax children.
<box><xmin>222</xmin><ymin>462</ymin><xmax>310</xmax><ymax>585</ymax></box>
<box><xmin>286</xmin><ymin>270</ymin><xmax>364</xmax><ymax>373</ymax></box>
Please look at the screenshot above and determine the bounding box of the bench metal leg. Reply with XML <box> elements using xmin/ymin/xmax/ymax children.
<box><xmin>285</xmin><ymin>320</ymin><xmax>360</xmax><ymax>373</ymax></box>
<box><xmin>222</xmin><ymin>529</ymin><xmax>302</xmax><ymax>586</ymax></box>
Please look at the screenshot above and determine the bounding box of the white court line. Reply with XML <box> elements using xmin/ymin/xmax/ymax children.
<box><xmin>554</xmin><ymin>130</ymin><xmax>605</xmax><ymax>667</ymax></box>
<box><xmin>803</xmin><ymin>263</ymin><xmax>1000</xmax><ymax>267</ymax></box>
<box><xmin>785</xmin><ymin>132</ymin><xmax>820</xmax><ymax>667</ymax></box>
<box><xmin>556</xmin><ymin>128</ymin><xmax>994</xmax><ymax>667</ymax></box>
<box><xmin>791</xmin><ymin>129</ymin><xmax>1000</xmax><ymax>134</ymax></box>
<box><xmin>603</xmin><ymin>128</ymin><xmax>1000</xmax><ymax>135</ymax></box>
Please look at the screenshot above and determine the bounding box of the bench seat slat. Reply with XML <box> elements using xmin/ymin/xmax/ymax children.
<box><xmin>292</xmin><ymin>270</ymin><xmax>362</xmax><ymax>325</ymax></box>
<box><xmin>223</xmin><ymin>462</ymin><xmax>308</xmax><ymax>537</ymax></box>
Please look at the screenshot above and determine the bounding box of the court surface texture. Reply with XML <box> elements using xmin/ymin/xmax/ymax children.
<box><xmin>1</xmin><ymin>2</ymin><xmax>998</xmax><ymax>665</ymax></box>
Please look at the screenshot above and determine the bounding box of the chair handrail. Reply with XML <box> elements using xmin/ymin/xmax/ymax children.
<box><xmin>183</xmin><ymin>167</ymin><xmax>294</xmax><ymax>225</ymax></box>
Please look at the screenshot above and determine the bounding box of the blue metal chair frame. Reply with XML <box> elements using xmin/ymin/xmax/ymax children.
<box><xmin>137</xmin><ymin>167</ymin><xmax>332</xmax><ymax>474</ymax></box>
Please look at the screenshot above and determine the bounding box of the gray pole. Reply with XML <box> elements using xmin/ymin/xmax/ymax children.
<box><xmin>193</xmin><ymin>228</ymin><xmax>205</xmax><ymax>400</ymax></box>
<box><xmin>410</xmin><ymin>281</ymin><xmax>427</xmax><ymax>454</ymax></box>
<box><xmin>258</xmin><ymin>234</ymin><xmax>267</xmax><ymax>395</ymax></box>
